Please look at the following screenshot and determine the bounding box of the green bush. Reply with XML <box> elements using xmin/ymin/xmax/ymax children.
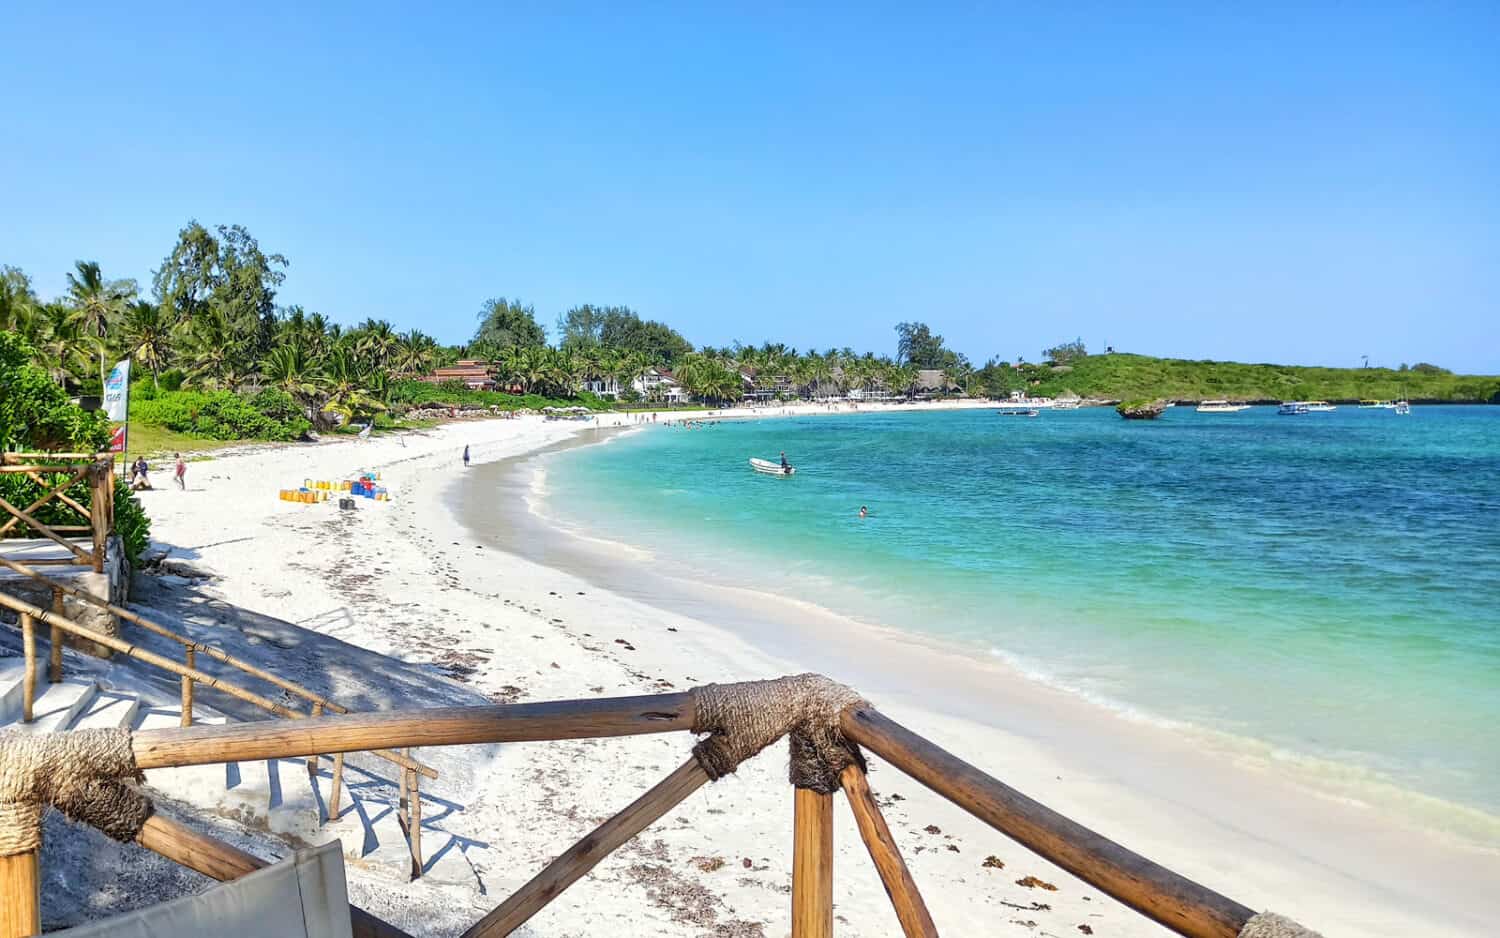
<box><xmin>0</xmin><ymin>333</ymin><xmax>110</xmax><ymax>451</ymax></box>
<box><xmin>113</xmin><ymin>480</ymin><xmax>150</xmax><ymax>566</ymax></box>
<box><xmin>133</xmin><ymin>390</ymin><xmax>310</xmax><ymax>441</ymax></box>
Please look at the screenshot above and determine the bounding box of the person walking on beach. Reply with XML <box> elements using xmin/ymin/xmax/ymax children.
<box><xmin>173</xmin><ymin>453</ymin><xmax>187</xmax><ymax>490</ymax></box>
<box><xmin>463</xmin><ymin>445</ymin><xmax>470</xmax><ymax>468</ymax></box>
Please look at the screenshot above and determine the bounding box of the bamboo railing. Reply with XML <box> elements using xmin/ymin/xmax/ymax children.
<box><xmin>0</xmin><ymin>575</ymin><xmax>437</xmax><ymax>876</ymax></box>
<box><xmin>104</xmin><ymin>693</ymin><xmax>1277</xmax><ymax>938</ymax></box>
<box><xmin>0</xmin><ymin>454</ymin><xmax>114</xmax><ymax>573</ymax></box>
<box><xmin>0</xmin><ymin>687</ymin><xmax>1304</xmax><ymax>938</ymax></box>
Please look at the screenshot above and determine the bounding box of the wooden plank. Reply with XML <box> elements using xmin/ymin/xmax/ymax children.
<box><xmin>0</xmin><ymin>850</ymin><xmax>40</xmax><ymax>938</ymax></box>
<box><xmin>0</xmin><ymin>469</ymin><xmax>90</xmax><ymax>536</ymax></box>
<box><xmin>134</xmin><ymin>815</ymin><xmax>415</xmax><ymax>938</ymax></box>
<box><xmin>0</xmin><ymin>492</ymin><xmax>91</xmax><ymax>563</ymax></box>
<box><xmin>463</xmin><ymin>758</ymin><xmax>710</xmax><ymax>938</ymax></box>
<box><xmin>839</xmin><ymin>764</ymin><xmax>939</xmax><ymax>938</ymax></box>
<box><xmin>132</xmin><ymin>693</ymin><xmax>696</xmax><ymax>771</ymax></box>
<box><xmin>841</xmin><ymin>707</ymin><xmax>1255</xmax><ymax>938</ymax></box>
<box><xmin>792</xmin><ymin>787</ymin><xmax>834</xmax><ymax>938</ymax></box>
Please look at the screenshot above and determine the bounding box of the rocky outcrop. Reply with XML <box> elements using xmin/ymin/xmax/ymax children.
<box><xmin>1116</xmin><ymin>399</ymin><xmax>1167</xmax><ymax>420</ymax></box>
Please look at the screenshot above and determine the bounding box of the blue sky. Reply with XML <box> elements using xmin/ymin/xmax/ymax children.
<box><xmin>3</xmin><ymin>3</ymin><xmax>1497</xmax><ymax>371</ymax></box>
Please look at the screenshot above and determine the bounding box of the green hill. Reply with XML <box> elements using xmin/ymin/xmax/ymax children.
<box><xmin>985</xmin><ymin>353</ymin><xmax>1500</xmax><ymax>403</ymax></box>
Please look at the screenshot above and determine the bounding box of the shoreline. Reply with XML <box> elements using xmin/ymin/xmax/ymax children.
<box><xmin>453</xmin><ymin>410</ymin><xmax>1500</xmax><ymax>936</ymax></box>
<box><xmin>129</xmin><ymin>404</ymin><xmax>1498</xmax><ymax>936</ymax></box>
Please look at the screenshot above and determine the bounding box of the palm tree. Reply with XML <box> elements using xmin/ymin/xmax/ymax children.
<box><xmin>180</xmin><ymin>307</ymin><xmax>249</xmax><ymax>390</ymax></box>
<box><xmin>33</xmin><ymin>304</ymin><xmax>95</xmax><ymax>386</ymax></box>
<box><xmin>119</xmin><ymin>301</ymin><xmax>174</xmax><ymax>388</ymax></box>
<box><xmin>319</xmin><ymin>346</ymin><xmax>386</xmax><ymax>423</ymax></box>
<box><xmin>262</xmin><ymin>344</ymin><xmax>321</xmax><ymax>419</ymax></box>
<box><xmin>65</xmin><ymin>260</ymin><xmax>136</xmax><ymax>388</ymax></box>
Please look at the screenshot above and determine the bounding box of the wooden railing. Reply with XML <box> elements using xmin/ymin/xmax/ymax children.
<box><xmin>58</xmin><ymin>692</ymin><xmax>1281</xmax><ymax>938</ymax></box>
<box><xmin>0</xmin><ymin>453</ymin><xmax>115</xmax><ymax>573</ymax></box>
<box><xmin>0</xmin><ymin>564</ymin><xmax>437</xmax><ymax>879</ymax></box>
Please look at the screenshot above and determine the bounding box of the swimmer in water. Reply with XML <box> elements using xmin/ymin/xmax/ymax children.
<box><xmin>859</xmin><ymin>505</ymin><xmax>868</xmax><ymax>519</ymax></box>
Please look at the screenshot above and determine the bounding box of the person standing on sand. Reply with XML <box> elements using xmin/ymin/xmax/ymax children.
<box><xmin>174</xmin><ymin>454</ymin><xmax>187</xmax><ymax>490</ymax></box>
<box><xmin>463</xmin><ymin>445</ymin><xmax>470</xmax><ymax>467</ymax></box>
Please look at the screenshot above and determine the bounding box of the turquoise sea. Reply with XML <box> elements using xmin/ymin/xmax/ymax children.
<box><xmin>542</xmin><ymin>406</ymin><xmax>1500</xmax><ymax>837</ymax></box>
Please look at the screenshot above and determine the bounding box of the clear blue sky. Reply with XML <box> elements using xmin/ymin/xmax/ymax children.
<box><xmin>3</xmin><ymin>3</ymin><xmax>1497</xmax><ymax>371</ymax></box>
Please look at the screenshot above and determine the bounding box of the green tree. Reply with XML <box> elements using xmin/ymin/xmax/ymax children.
<box><xmin>894</xmin><ymin>321</ymin><xmax>950</xmax><ymax>368</ymax></box>
<box><xmin>120</xmin><ymin>301</ymin><xmax>174</xmax><ymax>388</ymax></box>
<box><xmin>152</xmin><ymin>221</ymin><xmax>287</xmax><ymax>360</ymax></box>
<box><xmin>474</xmin><ymin>297</ymin><xmax>546</xmax><ymax>348</ymax></box>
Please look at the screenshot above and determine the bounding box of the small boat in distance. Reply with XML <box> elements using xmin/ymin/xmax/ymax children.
<box><xmin>749</xmin><ymin>457</ymin><xmax>795</xmax><ymax>477</ymax></box>
<box><xmin>1306</xmin><ymin>401</ymin><xmax>1337</xmax><ymax>412</ymax></box>
<box><xmin>1394</xmin><ymin>400</ymin><xmax>1411</xmax><ymax>415</ymax></box>
<box><xmin>998</xmin><ymin>408</ymin><xmax>1040</xmax><ymax>418</ymax></box>
<box><xmin>1196</xmin><ymin>400</ymin><xmax>1250</xmax><ymax>413</ymax></box>
<box><xmin>1359</xmin><ymin>400</ymin><xmax>1397</xmax><ymax>410</ymax></box>
<box><xmin>1277</xmin><ymin>401</ymin><xmax>1310</xmax><ymax>415</ymax></box>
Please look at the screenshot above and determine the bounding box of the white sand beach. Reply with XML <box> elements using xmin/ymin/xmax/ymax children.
<box><xmin>110</xmin><ymin>404</ymin><xmax>1499</xmax><ymax>937</ymax></box>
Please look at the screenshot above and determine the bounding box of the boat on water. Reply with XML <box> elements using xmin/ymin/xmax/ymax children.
<box><xmin>1306</xmin><ymin>401</ymin><xmax>1337</xmax><ymax>412</ymax></box>
<box><xmin>1395</xmin><ymin>400</ymin><xmax>1411</xmax><ymax>415</ymax></box>
<box><xmin>1277</xmin><ymin>401</ymin><xmax>1310</xmax><ymax>415</ymax></box>
<box><xmin>998</xmin><ymin>408</ymin><xmax>1040</xmax><ymax>417</ymax></box>
<box><xmin>1359</xmin><ymin>400</ymin><xmax>1398</xmax><ymax>410</ymax></box>
<box><xmin>1196</xmin><ymin>400</ymin><xmax>1250</xmax><ymax>413</ymax></box>
<box><xmin>749</xmin><ymin>457</ymin><xmax>795</xmax><ymax>476</ymax></box>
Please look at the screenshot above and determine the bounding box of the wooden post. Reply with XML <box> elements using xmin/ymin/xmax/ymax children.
<box><xmin>48</xmin><ymin>588</ymin><xmax>63</xmax><ymax>683</ymax></box>
<box><xmin>839</xmin><ymin>765</ymin><xmax>939</xmax><ymax>938</ymax></box>
<box><xmin>463</xmin><ymin>758</ymin><xmax>711</xmax><ymax>938</ymax></box>
<box><xmin>307</xmin><ymin>703</ymin><xmax>324</xmax><ymax>774</ymax></box>
<box><xmin>407</xmin><ymin>765</ymin><xmax>422</xmax><ymax>879</ymax></box>
<box><xmin>181</xmin><ymin>647</ymin><xmax>196</xmax><ymax>727</ymax></box>
<box><xmin>89</xmin><ymin>463</ymin><xmax>108</xmax><ymax>572</ymax></box>
<box><xmin>329</xmin><ymin>752</ymin><xmax>345</xmax><ymax>821</ymax></box>
<box><xmin>20</xmin><ymin>613</ymin><xmax>35</xmax><ymax>724</ymax></box>
<box><xmin>841</xmin><ymin>707</ymin><xmax>1256</xmax><ymax>938</ymax></box>
<box><xmin>0</xmin><ymin>850</ymin><xmax>41</xmax><ymax>938</ymax></box>
<box><xmin>792</xmin><ymin>787</ymin><xmax>834</xmax><ymax>938</ymax></box>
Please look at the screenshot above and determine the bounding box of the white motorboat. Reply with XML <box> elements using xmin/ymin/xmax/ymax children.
<box><xmin>1358</xmin><ymin>400</ymin><xmax>1397</xmax><ymax>410</ymax></box>
<box><xmin>1277</xmin><ymin>401</ymin><xmax>1310</xmax><ymax>415</ymax></box>
<box><xmin>1394</xmin><ymin>400</ymin><xmax>1411</xmax><ymax>415</ymax></box>
<box><xmin>1196</xmin><ymin>400</ymin><xmax>1250</xmax><ymax>413</ymax></box>
<box><xmin>749</xmin><ymin>457</ymin><xmax>795</xmax><ymax>477</ymax></box>
<box><xmin>998</xmin><ymin>408</ymin><xmax>1040</xmax><ymax>417</ymax></box>
<box><xmin>1306</xmin><ymin>401</ymin><xmax>1338</xmax><ymax>412</ymax></box>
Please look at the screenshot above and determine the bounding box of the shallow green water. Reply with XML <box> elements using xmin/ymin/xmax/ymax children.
<box><xmin>545</xmin><ymin>406</ymin><xmax>1500</xmax><ymax>829</ymax></box>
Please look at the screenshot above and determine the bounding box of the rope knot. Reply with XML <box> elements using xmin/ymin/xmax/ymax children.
<box><xmin>0</xmin><ymin>727</ymin><xmax>151</xmax><ymax>857</ymax></box>
<box><xmin>690</xmin><ymin>674</ymin><xmax>868</xmax><ymax>793</ymax></box>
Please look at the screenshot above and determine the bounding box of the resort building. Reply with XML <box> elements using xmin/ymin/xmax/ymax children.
<box><xmin>419</xmin><ymin>360</ymin><xmax>497</xmax><ymax>391</ymax></box>
<box><xmin>582</xmin><ymin>376</ymin><xmax>623</xmax><ymax>398</ymax></box>
<box><xmin>632</xmin><ymin>367</ymin><xmax>691</xmax><ymax>404</ymax></box>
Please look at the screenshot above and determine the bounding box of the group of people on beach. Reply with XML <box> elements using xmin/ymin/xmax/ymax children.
<box><xmin>128</xmin><ymin>454</ymin><xmax>188</xmax><ymax>491</ymax></box>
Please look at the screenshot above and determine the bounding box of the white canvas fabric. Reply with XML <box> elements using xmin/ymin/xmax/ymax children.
<box><xmin>53</xmin><ymin>841</ymin><xmax>353</xmax><ymax>938</ymax></box>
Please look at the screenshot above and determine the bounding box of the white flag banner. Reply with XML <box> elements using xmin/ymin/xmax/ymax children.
<box><xmin>103</xmin><ymin>358</ymin><xmax>131</xmax><ymax>422</ymax></box>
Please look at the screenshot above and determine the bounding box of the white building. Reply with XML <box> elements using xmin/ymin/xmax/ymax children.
<box><xmin>632</xmin><ymin>368</ymin><xmax>691</xmax><ymax>404</ymax></box>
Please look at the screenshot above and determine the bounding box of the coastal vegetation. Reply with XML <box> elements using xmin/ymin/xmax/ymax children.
<box><xmin>4</xmin><ymin>220</ymin><xmax>1497</xmax><ymax>454</ymax></box>
<box><xmin>0</xmin><ymin>331</ymin><xmax>150</xmax><ymax>563</ymax></box>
